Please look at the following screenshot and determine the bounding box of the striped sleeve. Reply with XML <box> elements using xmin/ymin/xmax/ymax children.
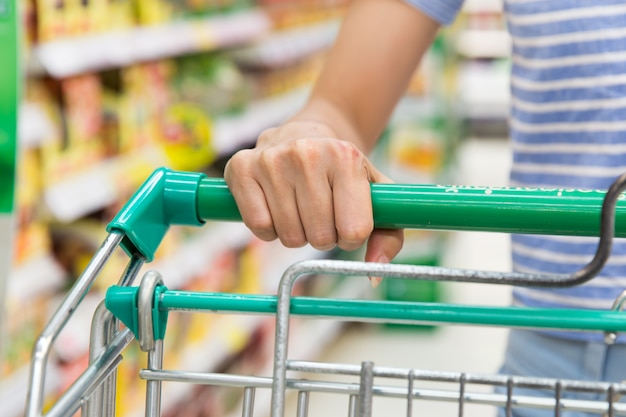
<box><xmin>403</xmin><ymin>0</ymin><xmax>465</xmax><ymax>25</ymax></box>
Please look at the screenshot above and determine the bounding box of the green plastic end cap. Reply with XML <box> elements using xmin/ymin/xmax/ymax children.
<box><xmin>106</xmin><ymin>168</ymin><xmax>206</xmax><ymax>261</ymax></box>
<box><xmin>105</xmin><ymin>284</ymin><xmax>169</xmax><ymax>341</ymax></box>
<box><xmin>105</xmin><ymin>286</ymin><xmax>141</xmax><ymax>339</ymax></box>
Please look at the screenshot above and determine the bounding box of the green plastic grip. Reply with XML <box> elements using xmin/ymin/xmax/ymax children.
<box><xmin>108</xmin><ymin>168</ymin><xmax>626</xmax><ymax>261</ymax></box>
<box><xmin>105</xmin><ymin>286</ymin><xmax>626</xmax><ymax>338</ymax></box>
<box><xmin>197</xmin><ymin>179</ymin><xmax>626</xmax><ymax>237</ymax></box>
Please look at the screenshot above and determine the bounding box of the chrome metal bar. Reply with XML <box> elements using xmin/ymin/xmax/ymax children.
<box><xmin>348</xmin><ymin>395</ymin><xmax>357</xmax><ymax>417</ymax></box>
<box><xmin>271</xmin><ymin>173</ymin><xmax>625</xmax><ymax>415</ymax></box>
<box><xmin>267</xmin><ymin>174</ymin><xmax>626</xmax><ymax>417</ymax></box>
<box><xmin>287</xmin><ymin>361</ymin><xmax>626</xmax><ymax>395</ymax></box>
<box><xmin>118</xmin><ymin>255</ymin><xmax>145</xmax><ymax>287</ymax></box>
<box><xmin>554</xmin><ymin>382</ymin><xmax>561</xmax><ymax>417</ymax></box>
<box><xmin>458</xmin><ymin>373</ymin><xmax>466</xmax><ymax>417</ymax></box>
<box><xmin>26</xmin><ymin>232</ymin><xmax>124</xmax><ymax>417</ymax></box>
<box><xmin>140</xmin><ymin>370</ymin><xmax>273</xmax><ymax>387</ymax></box>
<box><xmin>357</xmin><ymin>362</ymin><xmax>373</xmax><ymax>417</ymax></box>
<box><xmin>139</xmin><ymin>368</ymin><xmax>626</xmax><ymax>415</ymax></box>
<box><xmin>138</xmin><ymin>271</ymin><xmax>164</xmax><ymax>352</ymax></box>
<box><xmin>241</xmin><ymin>387</ymin><xmax>256</xmax><ymax>417</ymax></box>
<box><xmin>608</xmin><ymin>385</ymin><xmax>617</xmax><ymax>417</ymax></box>
<box><xmin>83</xmin><ymin>303</ymin><xmax>117</xmax><ymax>417</ymax></box>
<box><xmin>407</xmin><ymin>370</ymin><xmax>414</xmax><ymax>417</ymax></box>
<box><xmin>297</xmin><ymin>391</ymin><xmax>309</xmax><ymax>417</ymax></box>
<box><xmin>145</xmin><ymin>340</ymin><xmax>164</xmax><ymax>417</ymax></box>
<box><xmin>84</xmin><ymin>255</ymin><xmax>144</xmax><ymax>417</ymax></box>
<box><xmin>506</xmin><ymin>378</ymin><xmax>513</xmax><ymax>417</ymax></box>
<box><xmin>45</xmin><ymin>328</ymin><xmax>134</xmax><ymax>417</ymax></box>
<box><xmin>136</xmin><ymin>271</ymin><xmax>166</xmax><ymax>417</ymax></box>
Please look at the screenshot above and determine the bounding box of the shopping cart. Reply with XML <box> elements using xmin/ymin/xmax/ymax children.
<box><xmin>24</xmin><ymin>167</ymin><xmax>626</xmax><ymax>417</ymax></box>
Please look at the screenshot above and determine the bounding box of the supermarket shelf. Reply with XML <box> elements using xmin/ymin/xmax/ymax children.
<box><xmin>457</xmin><ymin>61</ymin><xmax>510</xmax><ymax>119</ymax></box>
<box><xmin>213</xmin><ymin>86</ymin><xmax>309</xmax><ymax>155</ymax></box>
<box><xmin>49</xmin><ymin>224</ymin><xmax>257</xmax><ymax>365</ymax></box>
<box><xmin>31</xmin><ymin>9</ymin><xmax>272</xmax><ymax>78</ymax></box>
<box><xmin>462</xmin><ymin>0</ymin><xmax>503</xmax><ymax>13</ymax></box>
<box><xmin>18</xmin><ymin>102</ymin><xmax>56</xmax><ymax>149</ymax></box>
<box><xmin>43</xmin><ymin>146</ymin><xmax>168</xmax><ymax>222</ymax></box>
<box><xmin>43</xmin><ymin>87</ymin><xmax>308</xmax><ymax>223</ymax></box>
<box><xmin>455</xmin><ymin>29</ymin><xmax>511</xmax><ymax>59</ymax></box>
<box><xmin>148</xmin><ymin>222</ymin><xmax>254</xmax><ymax>289</ymax></box>
<box><xmin>7</xmin><ymin>253</ymin><xmax>66</xmax><ymax>301</ymax></box>
<box><xmin>1</xmin><ymin>363</ymin><xmax>62</xmax><ymax>417</ymax></box>
<box><xmin>230</xmin><ymin>18</ymin><xmax>341</xmax><ymax>68</ymax></box>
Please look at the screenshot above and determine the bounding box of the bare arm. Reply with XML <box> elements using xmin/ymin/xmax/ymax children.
<box><xmin>225</xmin><ymin>0</ymin><xmax>441</xmax><ymax>265</ymax></box>
<box><xmin>293</xmin><ymin>0</ymin><xmax>440</xmax><ymax>152</ymax></box>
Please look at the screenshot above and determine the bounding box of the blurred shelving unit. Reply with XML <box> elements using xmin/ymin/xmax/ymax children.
<box><xmin>3</xmin><ymin>0</ymin><xmax>350</xmax><ymax>415</ymax></box>
<box><xmin>2</xmin><ymin>0</ymin><xmax>510</xmax><ymax>416</ymax></box>
<box><xmin>30</xmin><ymin>9</ymin><xmax>272</xmax><ymax>78</ymax></box>
<box><xmin>454</xmin><ymin>0</ymin><xmax>510</xmax><ymax>138</ymax></box>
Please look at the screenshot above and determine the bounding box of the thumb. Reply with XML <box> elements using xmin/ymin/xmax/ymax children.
<box><xmin>365</xmin><ymin>228</ymin><xmax>404</xmax><ymax>288</ymax></box>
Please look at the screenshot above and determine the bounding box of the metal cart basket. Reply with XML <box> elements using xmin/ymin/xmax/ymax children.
<box><xmin>24</xmin><ymin>168</ymin><xmax>626</xmax><ymax>417</ymax></box>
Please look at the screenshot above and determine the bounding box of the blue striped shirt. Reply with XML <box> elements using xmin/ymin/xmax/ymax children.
<box><xmin>406</xmin><ymin>0</ymin><xmax>626</xmax><ymax>341</ymax></box>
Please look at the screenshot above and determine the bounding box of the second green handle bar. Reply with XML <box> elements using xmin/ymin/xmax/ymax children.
<box><xmin>197</xmin><ymin>178</ymin><xmax>626</xmax><ymax>237</ymax></box>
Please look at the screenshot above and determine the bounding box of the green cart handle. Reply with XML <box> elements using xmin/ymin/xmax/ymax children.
<box><xmin>107</xmin><ymin>167</ymin><xmax>626</xmax><ymax>262</ymax></box>
<box><xmin>107</xmin><ymin>167</ymin><xmax>626</xmax><ymax>261</ymax></box>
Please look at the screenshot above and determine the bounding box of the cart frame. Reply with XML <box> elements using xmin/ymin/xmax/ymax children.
<box><xmin>24</xmin><ymin>168</ymin><xmax>626</xmax><ymax>417</ymax></box>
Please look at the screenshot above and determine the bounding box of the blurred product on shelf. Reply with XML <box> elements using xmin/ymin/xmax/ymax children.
<box><xmin>13</xmin><ymin>149</ymin><xmax>50</xmax><ymax>266</ymax></box>
<box><xmin>33</xmin><ymin>0</ymin><xmax>134</xmax><ymax>42</ymax></box>
<box><xmin>1</xmin><ymin>0</ymin><xmax>510</xmax><ymax>415</ymax></box>
<box><xmin>259</xmin><ymin>0</ymin><xmax>347</xmax><ymax>29</ymax></box>
<box><xmin>451</xmin><ymin>0</ymin><xmax>510</xmax><ymax>136</ymax></box>
<box><xmin>240</xmin><ymin>50</ymin><xmax>325</xmax><ymax>99</ymax></box>
<box><xmin>31</xmin><ymin>0</ymin><xmax>253</xmax><ymax>44</ymax></box>
<box><xmin>173</xmin><ymin>53</ymin><xmax>250</xmax><ymax>114</ymax></box>
<box><xmin>5</xmin><ymin>3</ymin><xmax>349</xmax><ymax>413</ymax></box>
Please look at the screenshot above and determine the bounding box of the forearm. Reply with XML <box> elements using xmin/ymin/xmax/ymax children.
<box><xmin>225</xmin><ymin>0</ymin><xmax>440</xmax><ymax>260</ymax></box>
<box><xmin>289</xmin><ymin>0</ymin><xmax>441</xmax><ymax>153</ymax></box>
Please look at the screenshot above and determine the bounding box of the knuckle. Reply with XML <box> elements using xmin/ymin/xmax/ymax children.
<box><xmin>337</xmin><ymin>223</ymin><xmax>373</xmax><ymax>251</ymax></box>
<box><xmin>280</xmin><ymin>233</ymin><xmax>307</xmax><ymax>249</ymax></box>
<box><xmin>226</xmin><ymin>149</ymin><xmax>252</xmax><ymax>174</ymax></box>
<box><xmin>245</xmin><ymin>216</ymin><xmax>276</xmax><ymax>241</ymax></box>
<box><xmin>333</xmin><ymin>140</ymin><xmax>361</xmax><ymax>161</ymax></box>
<box><xmin>258</xmin><ymin>127</ymin><xmax>278</xmax><ymax>144</ymax></box>
<box><xmin>258</xmin><ymin>147</ymin><xmax>284</xmax><ymax>171</ymax></box>
<box><xmin>289</xmin><ymin>139</ymin><xmax>320</xmax><ymax>167</ymax></box>
<box><xmin>308</xmin><ymin>229</ymin><xmax>337</xmax><ymax>251</ymax></box>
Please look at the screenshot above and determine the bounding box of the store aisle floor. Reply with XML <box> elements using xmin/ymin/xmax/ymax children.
<box><xmin>286</xmin><ymin>138</ymin><xmax>514</xmax><ymax>417</ymax></box>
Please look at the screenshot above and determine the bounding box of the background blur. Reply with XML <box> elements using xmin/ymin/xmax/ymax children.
<box><xmin>1</xmin><ymin>0</ymin><xmax>513</xmax><ymax>415</ymax></box>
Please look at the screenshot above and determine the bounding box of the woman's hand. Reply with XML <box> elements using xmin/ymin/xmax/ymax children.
<box><xmin>224</xmin><ymin>120</ymin><xmax>404</xmax><ymax>268</ymax></box>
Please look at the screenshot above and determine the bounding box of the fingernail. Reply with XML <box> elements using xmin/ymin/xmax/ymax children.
<box><xmin>377</xmin><ymin>255</ymin><xmax>390</xmax><ymax>264</ymax></box>
<box><xmin>369</xmin><ymin>255</ymin><xmax>389</xmax><ymax>288</ymax></box>
<box><xmin>369</xmin><ymin>276</ymin><xmax>382</xmax><ymax>288</ymax></box>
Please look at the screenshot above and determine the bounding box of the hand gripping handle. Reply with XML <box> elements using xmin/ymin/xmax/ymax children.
<box><xmin>107</xmin><ymin>168</ymin><xmax>626</xmax><ymax>264</ymax></box>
